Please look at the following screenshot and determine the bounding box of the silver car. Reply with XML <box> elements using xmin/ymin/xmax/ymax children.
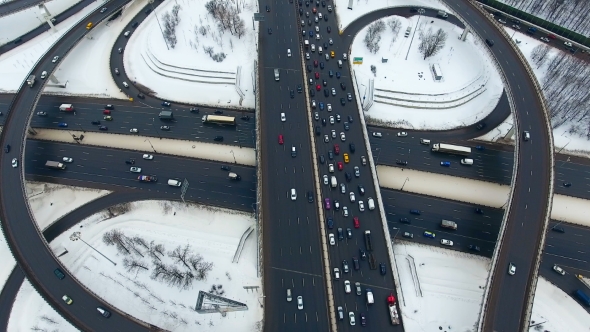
<box><xmin>130</xmin><ymin>167</ymin><xmax>142</xmax><ymax>173</ymax></box>
<box><xmin>297</xmin><ymin>296</ymin><xmax>303</xmax><ymax>310</ymax></box>
<box><xmin>324</xmin><ymin>135</ymin><xmax>330</xmax><ymax>143</ymax></box>
<box><xmin>323</xmin><ymin>175</ymin><xmax>329</xmax><ymax>185</ymax></box>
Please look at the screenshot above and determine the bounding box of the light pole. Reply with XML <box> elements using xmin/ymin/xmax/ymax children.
<box><xmin>149</xmin><ymin>0</ymin><xmax>169</xmax><ymax>50</ymax></box>
<box><xmin>557</xmin><ymin>138</ymin><xmax>571</xmax><ymax>154</ymax></box>
<box><xmin>401</xmin><ymin>177</ymin><xmax>409</xmax><ymax>191</ymax></box>
<box><xmin>230</xmin><ymin>150</ymin><xmax>237</xmax><ymax>164</ymax></box>
<box><xmin>375</xmin><ymin>148</ymin><xmax>381</xmax><ymax>163</ymax></box>
<box><xmin>391</xmin><ymin>227</ymin><xmax>401</xmax><ymax>244</ymax></box>
<box><xmin>361</xmin><ymin>84</ymin><xmax>367</xmax><ymax>107</ymax></box>
<box><xmin>405</xmin><ymin>8</ymin><xmax>424</xmax><ymax>60</ymax></box>
<box><xmin>70</xmin><ymin>232</ymin><xmax>116</xmax><ymax>265</ymax></box>
<box><xmin>144</xmin><ymin>138</ymin><xmax>157</xmax><ymax>153</ymax></box>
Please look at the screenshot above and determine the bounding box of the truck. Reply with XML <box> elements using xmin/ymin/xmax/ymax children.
<box><xmin>45</xmin><ymin>161</ymin><xmax>66</xmax><ymax>170</ymax></box>
<box><xmin>27</xmin><ymin>75</ymin><xmax>36</xmax><ymax>87</ymax></box>
<box><xmin>159</xmin><ymin>110</ymin><xmax>173</xmax><ymax>120</ymax></box>
<box><xmin>431</xmin><ymin>143</ymin><xmax>471</xmax><ymax>156</ymax></box>
<box><xmin>366</xmin><ymin>288</ymin><xmax>374</xmax><ymax>304</ymax></box>
<box><xmin>274</xmin><ymin>68</ymin><xmax>280</xmax><ymax>81</ymax></box>
<box><xmin>304</xmin><ymin>40</ymin><xmax>309</xmax><ymax>48</ymax></box>
<box><xmin>59</xmin><ymin>104</ymin><xmax>74</xmax><ymax>112</ymax></box>
<box><xmin>387</xmin><ymin>293</ymin><xmax>401</xmax><ymax>325</ymax></box>
<box><xmin>575</xmin><ymin>289</ymin><xmax>590</xmax><ymax>307</ymax></box>
<box><xmin>364</xmin><ymin>230</ymin><xmax>373</xmax><ymax>251</ymax></box>
<box><xmin>330</xmin><ymin>176</ymin><xmax>337</xmax><ymax>188</ymax></box>
<box><xmin>229</xmin><ymin>172</ymin><xmax>241</xmax><ymax>180</ymax></box>
<box><xmin>138</xmin><ymin>175</ymin><xmax>157</xmax><ymax>182</ymax></box>
<box><xmin>441</xmin><ymin>219</ymin><xmax>458</xmax><ymax>230</ymax></box>
<box><xmin>437</xmin><ymin>10</ymin><xmax>448</xmax><ymax>19</ymax></box>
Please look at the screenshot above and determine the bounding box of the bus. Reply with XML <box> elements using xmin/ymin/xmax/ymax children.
<box><xmin>202</xmin><ymin>115</ymin><xmax>236</xmax><ymax>125</ymax></box>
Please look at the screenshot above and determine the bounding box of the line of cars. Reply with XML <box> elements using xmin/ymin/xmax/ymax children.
<box><xmin>53</xmin><ymin>268</ymin><xmax>111</xmax><ymax>317</ymax></box>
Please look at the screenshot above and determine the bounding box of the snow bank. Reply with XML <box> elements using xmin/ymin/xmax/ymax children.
<box><xmin>0</xmin><ymin>227</ymin><xmax>16</xmax><ymax>290</ymax></box>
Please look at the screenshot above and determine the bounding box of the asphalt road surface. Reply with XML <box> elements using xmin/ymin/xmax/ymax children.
<box><xmin>25</xmin><ymin>140</ymin><xmax>256</xmax><ymax>211</ymax></box>
<box><xmin>0</xmin><ymin>0</ymin><xmax>44</xmax><ymax>17</ymax></box>
<box><xmin>0</xmin><ymin>1</ymin><xmax>154</xmax><ymax>330</ymax></box>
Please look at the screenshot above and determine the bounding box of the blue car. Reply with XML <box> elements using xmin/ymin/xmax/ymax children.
<box><xmin>58</xmin><ymin>122</ymin><xmax>68</xmax><ymax>128</ymax></box>
<box><xmin>475</xmin><ymin>145</ymin><xmax>485</xmax><ymax>151</ymax></box>
<box><xmin>336</xmin><ymin>71</ymin><xmax>341</xmax><ymax>79</ymax></box>
<box><xmin>326</xmin><ymin>217</ymin><xmax>334</xmax><ymax>229</ymax></box>
<box><xmin>319</xmin><ymin>102</ymin><xmax>324</xmax><ymax>110</ymax></box>
<box><xmin>161</xmin><ymin>101</ymin><xmax>171</xmax><ymax>107</ymax></box>
<box><xmin>423</xmin><ymin>231</ymin><xmax>436</xmax><ymax>238</ymax></box>
<box><xmin>440</xmin><ymin>161</ymin><xmax>451</xmax><ymax>167</ymax></box>
<box><xmin>309</xmin><ymin>30</ymin><xmax>314</xmax><ymax>37</ymax></box>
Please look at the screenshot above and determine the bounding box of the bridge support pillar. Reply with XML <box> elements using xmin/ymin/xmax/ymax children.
<box><xmin>504</xmin><ymin>124</ymin><xmax>516</xmax><ymax>140</ymax></box>
<box><xmin>39</xmin><ymin>4</ymin><xmax>57</xmax><ymax>29</ymax></box>
<box><xmin>459</xmin><ymin>27</ymin><xmax>469</xmax><ymax>41</ymax></box>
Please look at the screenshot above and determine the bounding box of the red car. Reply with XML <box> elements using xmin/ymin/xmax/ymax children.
<box><xmin>278</xmin><ymin>134</ymin><xmax>284</xmax><ymax>145</ymax></box>
<box><xmin>314</xmin><ymin>60</ymin><xmax>318</xmax><ymax>67</ymax></box>
<box><xmin>353</xmin><ymin>217</ymin><xmax>360</xmax><ymax>228</ymax></box>
<box><xmin>337</xmin><ymin>161</ymin><xmax>343</xmax><ymax>171</ymax></box>
<box><xmin>316</xmin><ymin>84</ymin><xmax>321</xmax><ymax>91</ymax></box>
<box><xmin>103</xmin><ymin>110</ymin><xmax>111</xmax><ymax>115</ymax></box>
<box><xmin>315</xmin><ymin>72</ymin><xmax>320</xmax><ymax>79</ymax></box>
<box><xmin>333</xmin><ymin>144</ymin><xmax>340</xmax><ymax>155</ymax></box>
<box><xmin>312</xmin><ymin>7</ymin><xmax>317</xmax><ymax>13</ymax></box>
<box><xmin>547</xmin><ymin>34</ymin><xmax>556</xmax><ymax>39</ymax></box>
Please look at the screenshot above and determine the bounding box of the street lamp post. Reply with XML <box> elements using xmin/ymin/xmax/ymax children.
<box><xmin>375</xmin><ymin>148</ymin><xmax>381</xmax><ymax>163</ymax></box>
<box><xmin>401</xmin><ymin>177</ymin><xmax>409</xmax><ymax>191</ymax></box>
<box><xmin>230</xmin><ymin>150</ymin><xmax>237</xmax><ymax>164</ymax></box>
<box><xmin>144</xmin><ymin>138</ymin><xmax>157</xmax><ymax>153</ymax></box>
<box><xmin>149</xmin><ymin>0</ymin><xmax>169</xmax><ymax>50</ymax></box>
<box><xmin>70</xmin><ymin>232</ymin><xmax>116</xmax><ymax>265</ymax></box>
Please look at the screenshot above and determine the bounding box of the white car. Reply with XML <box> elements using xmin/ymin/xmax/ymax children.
<box><xmin>329</xmin><ymin>38</ymin><xmax>333</xmax><ymax>45</ymax></box>
<box><xmin>328</xmin><ymin>164</ymin><xmax>335</xmax><ymax>173</ymax></box>
<box><xmin>340</xmin><ymin>132</ymin><xmax>346</xmax><ymax>141</ymax></box>
<box><xmin>329</xmin><ymin>116</ymin><xmax>335</xmax><ymax>124</ymax></box>
<box><xmin>349</xmin><ymin>192</ymin><xmax>355</xmax><ymax>203</ymax></box>
<box><xmin>564</xmin><ymin>41</ymin><xmax>573</xmax><ymax>47</ymax></box>
<box><xmin>311</xmin><ymin>100</ymin><xmax>316</xmax><ymax>108</ymax></box>
<box><xmin>498</xmin><ymin>19</ymin><xmax>507</xmax><ymax>24</ymax></box>
<box><xmin>281</xmin><ymin>113</ymin><xmax>286</xmax><ymax>122</ymax></box>
<box><xmin>327</xmin><ymin>104</ymin><xmax>332</xmax><ymax>112</ymax></box>
<box><xmin>553</xmin><ymin>264</ymin><xmax>565</xmax><ymax>275</ymax></box>
<box><xmin>315</xmin><ymin>26</ymin><xmax>319</xmax><ymax>32</ymax></box>
<box><xmin>130</xmin><ymin>128</ymin><xmax>138</xmax><ymax>133</ymax></box>
<box><xmin>397</xmin><ymin>131</ymin><xmax>408</xmax><ymax>137</ymax></box>
<box><xmin>349</xmin><ymin>312</ymin><xmax>355</xmax><ymax>326</ymax></box>
<box><xmin>306</xmin><ymin>52</ymin><xmax>310</xmax><ymax>59</ymax></box>
<box><xmin>130</xmin><ymin>167</ymin><xmax>142</xmax><ymax>173</ymax></box>
<box><xmin>340</xmin><ymin>183</ymin><xmax>346</xmax><ymax>194</ymax></box>
<box><xmin>333</xmin><ymin>268</ymin><xmax>340</xmax><ymax>280</ymax></box>
<box><xmin>331</xmin><ymin>87</ymin><xmax>336</xmax><ymax>96</ymax></box>
<box><xmin>331</xmin><ymin>130</ymin><xmax>336</xmax><ymax>138</ymax></box>
<box><xmin>325</xmin><ymin>54</ymin><xmax>329</xmax><ymax>60</ymax></box>
<box><xmin>11</xmin><ymin>158</ymin><xmax>17</xmax><ymax>168</ymax></box>
<box><xmin>62</xmin><ymin>157</ymin><xmax>73</xmax><ymax>163</ymax></box>
<box><xmin>323</xmin><ymin>175</ymin><xmax>329</xmax><ymax>185</ymax></box>
<box><xmin>344</xmin><ymin>280</ymin><xmax>351</xmax><ymax>293</ymax></box>
<box><xmin>358</xmin><ymin>201</ymin><xmax>365</xmax><ymax>212</ymax></box>
<box><xmin>372</xmin><ymin>132</ymin><xmax>382</xmax><ymax>138</ymax></box>
<box><xmin>40</xmin><ymin>71</ymin><xmax>47</xmax><ymax>79</ymax></box>
<box><xmin>540</xmin><ymin>37</ymin><xmax>550</xmax><ymax>42</ymax></box>
<box><xmin>329</xmin><ymin>233</ymin><xmax>335</xmax><ymax>245</ymax></box>
<box><xmin>287</xmin><ymin>49</ymin><xmax>291</xmax><ymax>57</ymax></box>
<box><xmin>324</xmin><ymin>135</ymin><xmax>330</xmax><ymax>143</ymax></box>
<box><xmin>342</xmin><ymin>206</ymin><xmax>349</xmax><ymax>217</ymax></box>
<box><xmin>512</xmin><ymin>24</ymin><xmax>520</xmax><ymax>30</ymax></box>
<box><xmin>52</xmin><ymin>56</ymin><xmax>59</xmax><ymax>63</ymax></box>
<box><xmin>311</xmin><ymin>44</ymin><xmax>315</xmax><ymax>52</ymax></box>
<box><xmin>508</xmin><ymin>263</ymin><xmax>516</xmax><ymax>275</ymax></box>
<box><xmin>343</xmin><ymin>53</ymin><xmax>347</xmax><ymax>60</ymax></box>
<box><xmin>142</xmin><ymin>154</ymin><xmax>154</xmax><ymax>160</ymax></box>
<box><xmin>314</xmin><ymin>112</ymin><xmax>319</xmax><ymax>120</ymax></box>
<box><xmin>354</xmin><ymin>166</ymin><xmax>360</xmax><ymax>177</ymax></box>
<box><xmin>100</xmin><ymin>7</ymin><xmax>107</xmax><ymax>13</ymax></box>
<box><xmin>297</xmin><ymin>296</ymin><xmax>303</xmax><ymax>309</ymax></box>
<box><xmin>440</xmin><ymin>239</ymin><xmax>453</xmax><ymax>246</ymax></box>
<box><xmin>316</xmin><ymin>33</ymin><xmax>320</xmax><ymax>40</ymax></box>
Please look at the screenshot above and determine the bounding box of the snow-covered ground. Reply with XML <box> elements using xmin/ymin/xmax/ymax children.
<box><xmin>0</xmin><ymin>0</ymin><xmax>81</xmax><ymax>46</ymax></box>
<box><xmin>46</xmin><ymin>201</ymin><xmax>262</xmax><ymax>332</ymax></box>
<box><xmin>124</xmin><ymin>0</ymin><xmax>257</xmax><ymax>109</ymax></box>
<box><xmin>0</xmin><ymin>226</ymin><xmax>16</xmax><ymax>291</ymax></box>
<box><xmin>8</xmin><ymin>279</ymin><xmax>78</xmax><ymax>332</ymax></box>
<box><xmin>394</xmin><ymin>241</ymin><xmax>590</xmax><ymax>331</ymax></box>
<box><xmin>26</xmin><ymin>181</ymin><xmax>110</xmax><ymax>231</ymax></box>
<box><xmin>0</xmin><ymin>0</ymin><xmax>103</xmax><ymax>92</ymax></box>
<box><xmin>351</xmin><ymin>15</ymin><xmax>503</xmax><ymax>130</ymax></box>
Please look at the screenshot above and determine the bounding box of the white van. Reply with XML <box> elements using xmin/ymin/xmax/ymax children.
<box><xmin>290</xmin><ymin>188</ymin><xmax>297</xmax><ymax>201</ymax></box>
<box><xmin>337</xmin><ymin>60</ymin><xmax>342</xmax><ymax>68</ymax></box>
<box><xmin>167</xmin><ymin>179</ymin><xmax>182</xmax><ymax>187</ymax></box>
<box><xmin>404</xmin><ymin>26</ymin><xmax>411</xmax><ymax>37</ymax></box>
<box><xmin>331</xmin><ymin>176</ymin><xmax>337</xmax><ymax>188</ymax></box>
<box><xmin>420</xmin><ymin>138</ymin><xmax>431</xmax><ymax>145</ymax></box>
<box><xmin>367</xmin><ymin>197</ymin><xmax>375</xmax><ymax>210</ymax></box>
<box><xmin>460</xmin><ymin>158</ymin><xmax>474</xmax><ymax>165</ymax></box>
<box><xmin>287</xmin><ymin>49</ymin><xmax>292</xmax><ymax>57</ymax></box>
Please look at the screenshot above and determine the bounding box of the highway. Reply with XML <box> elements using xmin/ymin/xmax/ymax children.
<box><xmin>0</xmin><ymin>0</ymin><xmax>153</xmax><ymax>330</ymax></box>
<box><xmin>0</xmin><ymin>0</ymin><xmax>44</xmax><ymax>17</ymax></box>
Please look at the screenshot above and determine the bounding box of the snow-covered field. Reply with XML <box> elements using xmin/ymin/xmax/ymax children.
<box><xmin>124</xmin><ymin>0</ymin><xmax>257</xmax><ymax>108</ymax></box>
<box><xmin>351</xmin><ymin>15</ymin><xmax>503</xmax><ymax>130</ymax></box>
<box><xmin>46</xmin><ymin>201</ymin><xmax>262</xmax><ymax>332</ymax></box>
<box><xmin>0</xmin><ymin>0</ymin><xmax>81</xmax><ymax>46</ymax></box>
<box><xmin>0</xmin><ymin>226</ymin><xmax>16</xmax><ymax>291</ymax></box>
<box><xmin>394</xmin><ymin>242</ymin><xmax>590</xmax><ymax>331</ymax></box>
<box><xmin>26</xmin><ymin>181</ymin><xmax>110</xmax><ymax>231</ymax></box>
<box><xmin>0</xmin><ymin>0</ymin><xmax>103</xmax><ymax>92</ymax></box>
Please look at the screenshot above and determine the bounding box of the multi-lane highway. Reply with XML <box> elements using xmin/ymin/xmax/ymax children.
<box><xmin>0</xmin><ymin>0</ymin><xmax>44</xmax><ymax>17</ymax></box>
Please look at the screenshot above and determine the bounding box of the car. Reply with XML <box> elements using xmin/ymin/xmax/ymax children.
<box><xmin>297</xmin><ymin>296</ymin><xmax>303</xmax><ymax>309</ymax></box>
<box><xmin>347</xmin><ymin>92</ymin><xmax>352</xmax><ymax>101</ymax></box>
<box><xmin>324</xmin><ymin>89</ymin><xmax>329</xmax><ymax>97</ymax></box>
<box><xmin>397</xmin><ymin>131</ymin><xmax>408</xmax><ymax>137</ymax></box>
<box><xmin>333</xmin><ymin>267</ymin><xmax>340</xmax><ymax>279</ymax></box>
<box><xmin>130</xmin><ymin>128</ymin><xmax>138</xmax><ymax>133</ymax></box>
<box><xmin>327</xmin><ymin>216</ymin><xmax>334</xmax><ymax>229</ymax></box>
<box><xmin>161</xmin><ymin>101</ymin><xmax>171</xmax><ymax>107</ymax></box>
<box><xmin>103</xmin><ymin>115</ymin><xmax>113</xmax><ymax>121</ymax></box>
<box><xmin>62</xmin><ymin>157</ymin><xmax>73</xmax><ymax>163</ymax></box>
<box><xmin>267</xmin><ymin>28</ymin><xmax>272</xmax><ymax>34</ymax></box>
<box><xmin>322</xmin><ymin>175</ymin><xmax>329</xmax><ymax>185</ymax></box>
<box><xmin>475</xmin><ymin>208</ymin><xmax>484</xmax><ymax>214</ymax></box>
<box><xmin>137</xmin><ymin>93</ymin><xmax>145</xmax><ymax>99</ymax></box>
<box><xmin>160</xmin><ymin>125</ymin><xmax>171</xmax><ymax>131</ymax></box>
<box><xmin>354</xmin><ymin>166</ymin><xmax>360</xmax><ymax>177</ymax></box>
<box><xmin>329</xmin><ymin>115</ymin><xmax>334</xmax><ymax>124</ymax></box>
<box><xmin>540</xmin><ymin>37</ymin><xmax>550</xmax><ymax>42</ymax></box>
<box><xmin>334</xmin><ymin>200</ymin><xmax>340</xmax><ymax>210</ymax></box>
<box><xmin>344</xmin><ymin>280</ymin><xmax>351</xmax><ymax>293</ymax></box>
<box><xmin>100</xmin><ymin>7</ymin><xmax>107</xmax><ymax>13</ymax></box>
<box><xmin>353</xmin><ymin>216</ymin><xmax>360</xmax><ymax>228</ymax></box>
<box><xmin>564</xmin><ymin>41</ymin><xmax>573</xmax><ymax>48</ymax></box>
<box><xmin>342</xmin><ymin>259</ymin><xmax>349</xmax><ymax>272</ymax></box>
<box><xmin>553</xmin><ymin>264</ymin><xmax>565</xmax><ymax>275</ymax></box>
<box><xmin>130</xmin><ymin>167</ymin><xmax>142</xmax><ymax>173</ymax></box>
<box><xmin>476</xmin><ymin>122</ymin><xmax>486</xmax><ymax>130</ymax></box>
<box><xmin>361</xmin><ymin>156</ymin><xmax>366</xmax><ymax>165</ymax></box>
<box><xmin>552</xmin><ymin>226</ymin><xmax>565</xmax><ymax>233</ymax></box>
<box><xmin>379</xmin><ymin>263</ymin><xmax>386</xmax><ymax>275</ymax></box>
<box><xmin>441</xmin><ymin>239</ymin><xmax>453</xmax><ymax>246</ymax></box>
<box><xmin>372</xmin><ymin>132</ymin><xmax>382</xmax><ymax>138</ymax></box>
<box><xmin>396</xmin><ymin>160</ymin><xmax>408</xmax><ymax>166</ymax></box>
<box><xmin>328</xmin><ymin>150</ymin><xmax>334</xmax><ymax>159</ymax></box>
<box><xmin>403</xmin><ymin>232</ymin><xmax>414</xmax><ymax>239</ymax></box>
<box><xmin>498</xmin><ymin>19</ymin><xmax>507</xmax><ymax>24</ymax></box>
<box><xmin>54</xmin><ymin>268</ymin><xmax>65</xmax><ymax>279</ymax></box>
<box><xmin>11</xmin><ymin>158</ymin><xmax>17</xmax><ymax>168</ymax></box>
<box><xmin>142</xmin><ymin>154</ymin><xmax>154</xmax><ymax>160</ymax></box>
<box><xmin>324</xmin><ymin>198</ymin><xmax>331</xmax><ymax>210</ymax></box>
<box><xmin>469</xmin><ymin>245</ymin><xmax>481</xmax><ymax>252</ymax></box>
<box><xmin>440</xmin><ymin>161</ymin><xmax>451</xmax><ymax>167</ymax></box>
<box><xmin>335</xmin><ymin>114</ymin><xmax>341</xmax><ymax>122</ymax></box>
<box><xmin>349</xmin><ymin>143</ymin><xmax>355</xmax><ymax>153</ymax></box>
<box><xmin>349</xmin><ymin>192</ymin><xmax>356</xmax><ymax>203</ymax></box>
<box><xmin>36</xmin><ymin>111</ymin><xmax>47</xmax><ymax>116</ymax></box>
<box><xmin>410</xmin><ymin>209</ymin><xmax>421</xmax><ymax>215</ymax></box>
<box><xmin>345</xmin><ymin>172</ymin><xmax>352</xmax><ymax>182</ymax></box>
<box><xmin>331</xmin><ymin>87</ymin><xmax>336</xmax><ymax>96</ymax></box>
<box><xmin>315</xmin><ymin>71</ymin><xmax>320</xmax><ymax>80</ymax></box>
<box><xmin>329</xmin><ymin>233</ymin><xmax>335</xmax><ymax>245</ymax></box>
<box><xmin>278</xmin><ymin>134</ymin><xmax>285</xmax><ymax>145</ymax></box>
<box><xmin>357</xmin><ymin>185</ymin><xmax>365</xmax><ymax>196</ymax></box>
<box><xmin>523</xmin><ymin>131</ymin><xmax>530</xmax><ymax>141</ymax></box>
<box><xmin>62</xmin><ymin>295</ymin><xmax>73</xmax><ymax>305</ymax></box>
<box><xmin>97</xmin><ymin>306</ymin><xmax>111</xmax><ymax>318</ymax></box>
<box><xmin>320</xmin><ymin>102</ymin><xmax>325</xmax><ymax>110</ymax></box>
<box><xmin>342</xmin><ymin>206</ymin><xmax>349</xmax><ymax>217</ymax></box>
<box><xmin>114</xmin><ymin>67</ymin><xmax>120</xmax><ymax>75</ymax></box>
<box><xmin>322</xmin><ymin>79</ymin><xmax>328</xmax><ymax>87</ymax></box>
<box><xmin>512</xmin><ymin>24</ymin><xmax>521</xmax><ymax>30</ymax></box>
<box><xmin>340</xmin><ymin>132</ymin><xmax>346</xmax><ymax>142</ymax></box>
<box><xmin>311</xmin><ymin>100</ymin><xmax>317</xmax><ymax>108</ymax></box>
<box><xmin>423</xmin><ymin>231</ymin><xmax>436</xmax><ymax>238</ymax></box>
<box><xmin>58</xmin><ymin>122</ymin><xmax>68</xmax><ymax>127</ymax></box>
<box><xmin>349</xmin><ymin>312</ymin><xmax>356</xmax><ymax>326</ymax></box>
<box><xmin>314</xmin><ymin>112</ymin><xmax>319</xmax><ymax>121</ymax></box>
<box><xmin>336</xmin><ymin>71</ymin><xmax>341</xmax><ymax>79</ymax></box>
<box><xmin>214</xmin><ymin>136</ymin><xmax>224</xmax><ymax>141</ymax></box>
<box><xmin>52</xmin><ymin>56</ymin><xmax>59</xmax><ymax>63</ymax></box>
<box><xmin>337</xmin><ymin>161</ymin><xmax>343</xmax><ymax>171</ymax></box>
<box><xmin>508</xmin><ymin>263</ymin><xmax>516</xmax><ymax>275</ymax></box>
<box><xmin>358</xmin><ymin>201</ymin><xmax>365</xmax><ymax>211</ymax></box>
<box><xmin>328</xmin><ymin>163</ymin><xmax>335</xmax><ymax>173</ymax></box>
<box><xmin>400</xmin><ymin>218</ymin><xmax>410</xmax><ymax>224</ymax></box>
<box><xmin>98</xmin><ymin>125</ymin><xmax>108</xmax><ymax>131</ymax></box>
<box><xmin>340</xmin><ymin>98</ymin><xmax>346</xmax><ymax>105</ymax></box>
<box><xmin>344</xmin><ymin>122</ymin><xmax>350</xmax><ymax>131</ymax></box>
<box><xmin>327</xmin><ymin>26</ymin><xmax>331</xmax><ymax>33</ymax></box>
<box><xmin>331</xmin><ymin>130</ymin><xmax>336</xmax><ymax>139</ymax></box>
<box><xmin>309</xmin><ymin>30</ymin><xmax>313</xmax><ymax>36</ymax></box>
<box><xmin>307</xmin><ymin>191</ymin><xmax>314</xmax><ymax>203</ymax></box>
<box><xmin>324</xmin><ymin>134</ymin><xmax>330</xmax><ymax>142</ymax></box>
<box><xmin>343</xmin><ymin>153</ymin><xmax>349</xmax><ymax>163</ymax></box>
<box><xmin>485</xmin><ymin>39</ymin><xmax>494</xmax><ymax>46</ymax></box>
<box><xmin>290</xmin><ymin>90</ymin><xmax>295</xmax><ymax>98</ymax></box>
<box><xmin>320</xmin><ymin>62</ymin><xmax>325</xmax><ymax>69</ymax></box>
<box><xmin>125</xmin><ymin>159</ymin><xmax>135</xmax><ymax>165</ymax></box>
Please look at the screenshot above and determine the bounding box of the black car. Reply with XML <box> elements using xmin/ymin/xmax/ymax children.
<box><xmin>340</xmin><ymin>98</ymin><xmax>346</xmax><ymax>105</ymax></box>
<box><xmin>214</xmin><ymin>109</ymin><xmax>223</xmax><ymax>114</ymax></box>
<box><xmin>125</xmin><ymin>159</ymin><xmax>135</xmax><ymax>165</ymax></box>
<box><xmin>321</xmin><ymin>0</ymin><xmax>325</xmax><ymax>6</ymax></box>
<box><xmin>190</xmin><ymin>107</ymin><xmax>199</xmax><ymax>113</ymax></box>
<box><xmin>221</xmin><ymin>165</ymin><xmax>231</xmax><ymax>171</ymax></box>
<box><xmin>214</xmin><ymin>136</ymin><xmax>224</xmax><ymax>141</ymax></box>
<box><xmin>241</xmin><ymin>115</ymin><xmax>250</xmax><ymax>120</ymax></box>
<box><xmin>396</xmin><ymin>160</ymin><xmax>408</xmax><ymax>166</ymax></box>
<box><xmin>324</xmin><ymin>89</ymin><xmax>329</xmax><ymax>97</ymax></box>
<box><xmin>310</xmin><ymin>89</ymin><xmax>315</xmax><ymax>97</ymax></box>
<box><xmin>290</xmin><ymin>90</ymin><xmax>295</xmax><ymax>98</ymax></box>
<box><xmin>268</xmin><ymin>28</ymin><xmax>272</xmax><ymax>34</ymax></box>
<box><xmin>132</xmin><ymin>21</ymin><xmax>139</xmax><ymax>28</ymax></box>
<box><xmin>379</xmin><ymin>263</ymin><xmax>386</xmax><ymax>275</ymax></box>
<box><xmin>297</xmin><ymin>84</ymin><xmax>303</xmax><ymax>93</ymax></box>
<box><xmin>340</xmin><ymin>82</ymin><xmax>346</xmax><ymax>90</ymax></box>
<box><xmin>328</xmin><ymin>150</ymin><xmax>334</xmax><ymax>159</ymax></box>
<box><xmin>322</xmin><ymin>118</ymin><xmax>327</xmax><ymax>126</ymax></box>
<box><xmin>161</xmin><ymin>101</ymin><xmax>171</xmax><ymax>106</ymax></box>
<box><xmin>327</xmin><ymin>26</ymin><xmax>331</xmax><ymax>33</ymax></box>
<box><xmin>98</xmin><ymin>126</ymin><xmax>108</xmax><ymax>131</ymax></box>
<box><xmin>105</xmin><ymin>104</ymin><xmax>114</xmax><ymax>110</ymax></box>
<box><xmin>307</xmin><ymin>65</ymin><xmax>312</xmax><ymax>72</ymax></box>
<box><xmin>485</xmin><ymin>39</ymin><xmax>494</xmax><ymax>47</ymax></box>
<box><xmin>348</xmin><ymin>115</ymin><xmax>353</xmax><ymax>123</ymax></box>
<box><xmin>91</xmin><ymin>120</ymin><xmax>100</xmax><ymax>125</ymax></box>
<box><xmin>305</xmin><ymin>0</ymin><xmax>309</xmax><ymax>6</ymax></box>
<box><xmin>320</xmin><ymin>62</ymin><xmax>325</xmax><ymax>69</ymax></box>
<box><xmin>400</xmin><ymin>218</ymin><xmax>411</xmax><ymax>224</ymax></box>
<box><xmin>137</xmin><ymin>93</ymin><xmax>145</xmax><ymax>99</ymax></box>
<box><xmin>266</xmin><ymin>5</ymin><xmax>270</xmax><ymax>12</ymax></box>
<box><xmin>299</xmin><ymin>8</ymin><xmax>303</xmax><ymax>15</ymax></box>
<box><xmin>349</xmin><ymin>143</ymin><xmax>355</xmax><ymax>153</ymax></box>
<box><xmin>54</xmin><ymin>268</ymin><xmax>65</xmax><ymax>279</ymax></box>
<box><xmin>345</xmin><ymin>172</ymin><xmax>352</xmax><ymax>182</ymax></box>
<box><xmin>410</xmin><ymin>209</ymin><xmax>421</xmax><ymax>215</ymax></box>
<box><xmin>475</xmin><ymin>208</ymin><xmax>484</xmax><ymax>214</ymax></box>
<box><xmin>344</xmin><ymin>122</ymin><xmax>350</xmax><ymax>131</ymax></box>
<box><xmin>315</xmin><ymin>126</ymin><xmax>321</xmax><ymax>135</ymax></box>
<box><xmin>410</xmin><ymin>7</ymin><xmax>418</xmax><ymax>12</ymax></box>
<box><xmin>145</xmin><ymin>8</ymin><xmax>152</xmax><ymax>14</ymax></box>
<box><xmin>352</xmin><ymin>257</ymin><xmax>359</xmax><ymax>269</ymax></box>
<box><xmin>322</xmin><ymin>79</ymin><xmax>327</xmax><ymax>86</ymax></box>
<box><xmin>469</xmin><ymin>245</ymin><xmax>481</xmax><ymax>252</ymax></box>
<box><xmin>563</xmin><ymin>182</ymin><xmax>572</xmax><ymax>187</ymax></box>
<box><xmin>551</xmin><ymin>226</ymin><xmax>565</xmax><ymax>233</ymax></box>
<box><xmin>358</xmin><ymin>185</ymin><xmax>365</xmax><ymax>195</ymax></box>
<box><xmin>329</xmin><ymin>70</ymin><xmax>333</xmax><ymax>77</ymax></box>
<box><xmin>476</xmin><ymin>122</ymin><xmax>486</xmax><ymax>130</ymax></box>
<box><xmin>320</xmin><ymin>155</ymin><xmax>325</xmax><ymax>164</ymax></box>
<box><xmin>359</xmin><ymin>248</ymin><xmax>367</xmax><ymax>260</ymax></box>
<box><xmin>307</xmin><ymin>191</ymin><xmax>314</xmax><ymax>203</ymax></box>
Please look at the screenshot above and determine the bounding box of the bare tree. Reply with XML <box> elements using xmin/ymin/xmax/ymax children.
<box><xmin>162</xmin><ymin>4</ymin><xmax>182</xmax><ymax>49</ymax></box>
<box><xmin>123</xmin><ymin>257</ymin><xmax>149</xmax><ymax>274</ymax></box>
<box><xmin>168</xmin><ymin>244</ymin><xmax>193</xmax><ymax>270</ymax></box>
<box><xmin>148</xmin><ymin>240</ymin><xmax>165</xmax><ymax>261</ymax></box>
<box><xmin>102</xmin><ymin>229</ymin><xmax>130</xmax><ymax>255</ymax></box>
<box><xmin>418</xmin><ymin>27</ymin><xmax>447</xmax><ymax>60</ymax></box>
<box><xmin>364</xmin><ymin>20</ymin><xmax>385</xmax><ymax>54</ymax></box>
<box><xmin>133</xmin><ymin>236</ymin><xmax>149</xmax><ymax>249</ymax></box>
<box><xmin>530</xmin><ymin>44</ymin><xmax>551</xmax><ymax>68</ymax></box>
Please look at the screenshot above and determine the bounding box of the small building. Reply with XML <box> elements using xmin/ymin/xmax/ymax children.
<box><xmin>431</xmin><ymin>63</ymin><xmax>443</xmax><ymax>81</ymax></box>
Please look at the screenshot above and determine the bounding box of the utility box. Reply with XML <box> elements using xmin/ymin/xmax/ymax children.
<box><xmin>159</xmin><ymin>111</ymin><xmax>173</xmax><ymax>120</ymax></box>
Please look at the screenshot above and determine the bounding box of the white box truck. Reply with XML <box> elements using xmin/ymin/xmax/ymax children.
<box><xmin>330</xmin><ymin>176</ymin><xmax>337</xmax><ymax>188</ymax></box>
<box><xmin>366</xmin><ymin>288</ymin><xmax>374</xmax><ymax>304</ymax></box>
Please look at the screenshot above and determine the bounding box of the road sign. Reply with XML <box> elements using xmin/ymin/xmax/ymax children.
<box><xmin>254</xmin><ymin>13</ymin><xmax>265</xmax><ymax>21</ymax></box>
<box><xmin>353</xmin><ymin>57</ymin><xmax>363</xmax><ymax>64</ymax></box>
